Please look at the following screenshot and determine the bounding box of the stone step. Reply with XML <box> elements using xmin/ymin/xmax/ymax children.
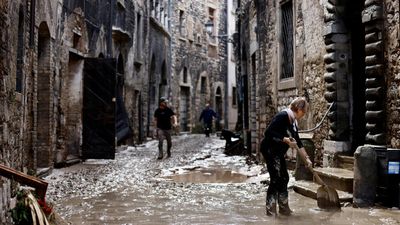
<box><xmin>293</xmin><ymin>180</ymin><xmax>353</xmax><ymax>203</ymax></box>
<box><xmin>336</xmin><ymin>155</ymin><xmax>354</xmax><ymax>171</ymax></box>
<box><xmin>313</xmin><ymin>167</ymin><xmax>354</xmax><ymax>193</ymax></box>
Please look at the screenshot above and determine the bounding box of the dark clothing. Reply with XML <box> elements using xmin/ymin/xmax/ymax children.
<box><xmin>260</xmin><ymin>110</ymin><xmax>303</xmax><ymax>213</ymax></box>
<box><xmin>199</xmin><ymin>108</ymin><xmax>217</xmax><ymax>125</ymax></box>
<box><xmin>154</xmin><ymin>107</ymin><xmax>175</xmax><ymax>130</ymax></box>
<box><xmin>157</xmin><ymin>129</ymin><xmax>172</xmax><ymax>157</ymax></box>
<box><xmin>260</xmin><ymin>111</ymin><xmax>303</xmax><ymax>158</ymax></box>
<box><xmin>199</xmin><ymin>107</ymin><xmax>217</xmax><ymax>137</ymax></box>
<box><xmin>154</xmin><ymin>106</ymin><xmax>175</xmax><ymax>159</ymax></box>
<box><xmin>265</xmin><ymin>154</ymin><xmax>289</xmax><ymax>210</ymax></box>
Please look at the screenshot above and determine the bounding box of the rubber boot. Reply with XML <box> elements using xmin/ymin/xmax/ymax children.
<box><xmin>157</xmin><ymin>148</ymin><xmax>163</xmax><ymax>160</ymax></box>
<box><xmin>279</xmin><ymin>203</ymin><xmax>292</xmax><ymax>216</ymax></box>
<box><xmin>265</xmin><ymin>203</ymin><xmax>277</xmax><ymax>216</ymax></box>
<box><xmin>166</xmin><ymin>148</ymin><xmax>171</xmax><ymax>158</ymax></box>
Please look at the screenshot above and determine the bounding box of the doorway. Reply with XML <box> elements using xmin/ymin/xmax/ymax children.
<box><xmin>180</xmin><ymin>86</ymin><xmax>190</xmax><ymax>132</ymax></box>
<box><xmin>82</xmin><ymin>58</ymin><xmax>116</xmax><ymax>159</ymax></box>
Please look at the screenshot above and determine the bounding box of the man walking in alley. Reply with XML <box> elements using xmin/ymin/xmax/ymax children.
<box><xmin>154</xmin><ymin>97</ymin><xmax>178</xmax><ymax>159</ymax></box>
<box><xmin>199</xmin><ymin>103</ymin><xmax>218</xmax><ymax>137</ymax></box>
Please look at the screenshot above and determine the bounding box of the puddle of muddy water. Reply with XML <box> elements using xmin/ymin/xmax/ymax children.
<box><xmin>163</xmin><ymin>168</ymin><xmax>248</xmax><ymax>184</ymax></box>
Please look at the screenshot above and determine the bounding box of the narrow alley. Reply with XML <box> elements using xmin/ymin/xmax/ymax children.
<box><xmin>45</xmin><ymin>134</ymin><xmax>400</xmax><ymax>225</ymax></box>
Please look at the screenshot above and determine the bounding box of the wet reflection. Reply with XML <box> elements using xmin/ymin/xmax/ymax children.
<box><xmin>58</xmin><ymin>188</ymin><xmax>400</xmax><ymax>225</ymax></box>
<box><xmin>164</xmin><ymin>169</ymin><xmax>248</xmax><ymax>183</ymax></box>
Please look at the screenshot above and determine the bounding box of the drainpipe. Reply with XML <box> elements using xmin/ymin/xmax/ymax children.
<box><xmin>223</xmin><ymin>0</ymin><xmax>228</xmax><ymax>130</ymax></box>
<box><xmin>108</xmin><ymin>0</ymin><xmax>114</xmax><ymax>58</ymax></box>
<box><xmin>168</xmin><ymin>0</ymin><xmax>172</xmax><ymax>101</ymax></box>
<box><xmin>235</xmin><ymin>0</ymin><xmax>243</xmax><ymax>132</ymax></box>
<box><xmin>238</xmin><ymin>1</ymin><xmax>251</xmax><ymax>155</ymax></box>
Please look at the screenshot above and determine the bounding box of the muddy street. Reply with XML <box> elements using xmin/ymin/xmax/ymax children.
<box><xmin>44</xmin><ymin>134</ymin><xmax>400</xmax><ymax>225</ymax></box>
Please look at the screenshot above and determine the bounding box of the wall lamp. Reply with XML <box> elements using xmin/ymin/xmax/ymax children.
<box><xmin>205</xmin><ymin>20</ymin><xmax>234</xmax><ymax>43</ymax></box>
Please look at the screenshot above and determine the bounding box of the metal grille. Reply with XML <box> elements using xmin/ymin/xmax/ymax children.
<box><xmin>280</xmin><ymin>1</ymin><xmax>294</xmax><ymax>79</ymax></box>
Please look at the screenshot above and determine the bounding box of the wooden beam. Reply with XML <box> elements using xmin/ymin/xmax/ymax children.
<box><xmin>0</xmin><ymin>164</ymin><xmax>48</xmax><ymax>200</ymax></box>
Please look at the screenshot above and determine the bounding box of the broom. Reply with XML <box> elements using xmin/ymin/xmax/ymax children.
<box><xmin>295</xmin><ymin>143</ymin><xmax>341</xmax><ymax>210</ymax></box>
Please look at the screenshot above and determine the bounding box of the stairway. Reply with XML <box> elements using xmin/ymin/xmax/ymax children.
<box><xmin>293</xmin><ymin>155</ymin><xmax>354</xmax><ymax>203</ymax></box>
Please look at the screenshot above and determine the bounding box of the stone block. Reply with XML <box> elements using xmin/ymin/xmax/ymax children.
<box><xmin>323</xmin><ymin>140</ymin><xmax>350</xmax><ymax>154</ymax></box>
<box><xmin>353</xmin><ymin>145</ymin><xmax>377</xmax><ymax>207</ymax></box>
<box><xmin>324</xmin><ymin>23</ymin><xmax>347</xmax><ymax>36</ymax></box>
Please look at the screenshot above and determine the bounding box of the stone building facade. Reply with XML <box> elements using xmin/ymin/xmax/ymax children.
<box><xmin>0</xmin><ymin>0</ymin><xmax>159</xmax><ymax>222</ymax></box>
<box><xmin>237</xmin><ymin>0</ymin><xmax>400</xmax><ymax>165</ymax></box>
<box><xmin>170</xmin><ymin>0</ymin><xmax>229</xmax><ymax>133</ymax></box>
<box><xmin>0</xmin><ymin>0</ymin><xmax>231</xmax><ymax>221</ymax></box>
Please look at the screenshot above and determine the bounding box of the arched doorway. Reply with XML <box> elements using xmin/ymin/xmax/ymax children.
<box><xmin>159</xmin><ymin>61</ymin><xmax>167</xmax><ymax>99</ymax></box>
<box><xmin>180</xmin><ymin>67</ymin><xmax>190</xmax><ymax>132</ymax></box>
<box><xmin>215</xmin><ymin>87</ymin><xmax>223</xmax><ymax>132</ymax></box>
<box><xmin>37</xmin><ymin>22</ymin><xmax>52</xmax><ymax>168</ymax></box>
<box><xmin>147</xmin><ymin>55</ymin><xmax>157</xmax><ymax>137</ymax></box>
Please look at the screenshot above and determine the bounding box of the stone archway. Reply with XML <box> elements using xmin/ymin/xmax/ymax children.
<box><xmin>37</xmin><ymin>22</ymin><xmax>52</xmax><ymax>168</ymax></box>
<box><xmin>179</xmin><ymin>66</ymin><xmax>191</xmax><ymax>132</ymax></box>
<box><xmin>147</xmin><ymin>55</ymin><xmax>157</xmax><ymax>137</ymax></box>
<box><xmin>215</xmin><ymin>86</ymin><xmax>223</xmax><ymax>131</ymax></box>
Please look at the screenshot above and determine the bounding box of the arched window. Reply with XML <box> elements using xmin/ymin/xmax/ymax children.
<box><xmin>16</xmin><ymin>5</ymin><xmax>25</xmax><ymax>93</ymax></box>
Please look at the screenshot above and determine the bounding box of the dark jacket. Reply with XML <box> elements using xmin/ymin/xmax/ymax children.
<box><xmin>199</xmin><ymin>107</ymin><xmax>217</xmax><ymax>124</ymax></box>
<box><xmin>260</xmin><ymin>111</ymin><xmax>303</xmax><ymax>157</ymax></box>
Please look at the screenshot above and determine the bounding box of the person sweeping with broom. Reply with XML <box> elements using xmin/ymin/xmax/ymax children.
<box><xmin>260</xmin><ymin>97</ymin><xmax>312</xmax><ymax>216</ymax></box>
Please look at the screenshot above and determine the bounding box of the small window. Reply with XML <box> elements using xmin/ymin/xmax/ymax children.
<box><xmin>136</xmin><ymin>13</ymin><xmax>142</xmax><ymax>54</ymax></box>
<box><xmin>201</xmin><ymin>77</ymin><xmax>206</xmax><ymax>93</ymax></box>
<box><xmin>179</xmin><ymin>10</ymin><xmax>185</xmax><ymax>36</ymax></box>
<box><xmin>73</xmin><ymin>33</ymin><xmax>80</xmax><ymax>49</ymax></box>
<box><xmin>232</xmin><ymin>87</ymin><xmax>237</xmax><ymax>106</ymax></box>
<box><xmin>208</xmin><ymin>44</ymin><xmax>217</xmax><ymax>58</ymax></box>
<box><xmin>183</xmin><ymin>67</ymin><xmax>188</xmax><ymax>83</ymax></box>
<box><xmin>208</xmin><ymin>8</ymin><xmax>215</xmax><ymax>36</ymax></box>
<box><xmin>16</xmin><ymin>7</ymin><xmax>24</xmax><ymax>93</ymax></box>
<box><xmin>280</xmin><ymin>0</ymin><xmax>294</xmax><ymax>80</ymax></box>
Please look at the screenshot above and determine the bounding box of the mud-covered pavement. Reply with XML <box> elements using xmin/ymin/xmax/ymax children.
<box><xmin>44</xmin><ymin>134</ymin><xmax>400</xmax><ymax>225</ymax></box>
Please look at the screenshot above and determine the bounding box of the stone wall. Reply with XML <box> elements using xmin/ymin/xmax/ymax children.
<box><xmin>0</xmin><ymin>0</ymin><xmax>27</xmax><ymax>223</ymax></box>
<box><xmin>241</xmin><ymin>0</ymin><xmax>400</xmax><ymax>164</ymax></box>
<box><xmin>240</xmin><ymin>0</ymin><xmax>328</xmax><ymax>161</ymax></box>
<box><xmin>0</xmin><ymin>0</ymin><xmax>151</xmax><ymax>221</ymax></box>
<box><xmin>384</xmin><ymin>0</ymin><xmax>400</xmax><ymax>148</ymax></box>
<box><xmin>170</xmin><ymin>0</ymin><xmax>227</xmax><ymax>133</ymax></box>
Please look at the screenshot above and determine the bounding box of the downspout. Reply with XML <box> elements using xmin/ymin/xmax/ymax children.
<box><xmin>108</xmin><ymin>0</ymin><xmax>114</xmax><ymax>58</ymax></box>
<box><xmin>235</xmin><ymin>0</ymin><xmax>243</xmax><ymax>131</ymax></box>
<box><xmin>168</xmin><ymin>0</ymin><xmax>172</xmax><ymax>101</ymax></box>
<box><xmin>224</xmin><ymin>0</ymin><xmax>228</xmax><ymax>129</ymax></box>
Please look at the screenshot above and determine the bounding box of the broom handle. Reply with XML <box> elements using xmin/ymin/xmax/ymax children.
<box><xmin>296</xmin><ymin>145</ymin><xmax>326</xmax><ymax>186</ymax></box>
<box><xmin>308</xmin><ymin>165</ymin><xmax>326</xmax><ymax>186</ymax></box>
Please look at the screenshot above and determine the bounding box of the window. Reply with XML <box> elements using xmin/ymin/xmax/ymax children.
<box><xmin>208</xmin><ymin>7</ymin><xmax>215</xmax><ymax>36</ymax></box>
<box><xmin>16</xmin><ymin>6</ymin><xmax>24</xmax><ymax>93</ymax></box>
<box><xmin>73</xmin><ymin>33</ymin><xmax>80</xmax><ymax>49</ymax></box>
<box><xmin>136</xmin><ymin>13</ymin><xmax>142</xmax><ymax>54</ymax></box>
<box><xmin>115</xmin><ymin>2</ymin><xmax>126</xmax><ymax>29</ymax></box>
<box><xmin>201</xmin><ymin>77</ymin><xmax>206</xmax><ymax>93</ymax></box>
<box><xmin>280</xmin><ymin>0</ymin><xmax>294</xmax><ymax>80</ymax></box>
<box><xmin>232</xmin><ymin>87</ymin><xmax>237</xmax><ymax>106</ymax></box>
<box><xmin>183</xmin><ymin>67</ymin><xmax>188</xmax><ymax>83</ymax></box>
<box><xmin>208</xmin><ymin>44</ymin><xmax>217</xmax><ymax>58</ymax></box>
<box><xmin>179</xmin><ymin>10</ymin><xmax>185</xmax><ymax>36</ymax></box>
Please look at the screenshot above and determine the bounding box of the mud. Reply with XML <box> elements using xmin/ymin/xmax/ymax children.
<box><xmin>163</xmin><ymin>168</ymin><xmax>248</xmax><ymax>183</ymax></box>
<box><xmin>44</xmin><ymin>134</ymin><xmax>400</xmax><ymax>225</ymax></box>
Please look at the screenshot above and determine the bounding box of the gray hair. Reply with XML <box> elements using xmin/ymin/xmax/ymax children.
<box><xmin>289</xmin><ymin>97</ymin><xmax>308</xmax><ymax>112</ymax></box>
